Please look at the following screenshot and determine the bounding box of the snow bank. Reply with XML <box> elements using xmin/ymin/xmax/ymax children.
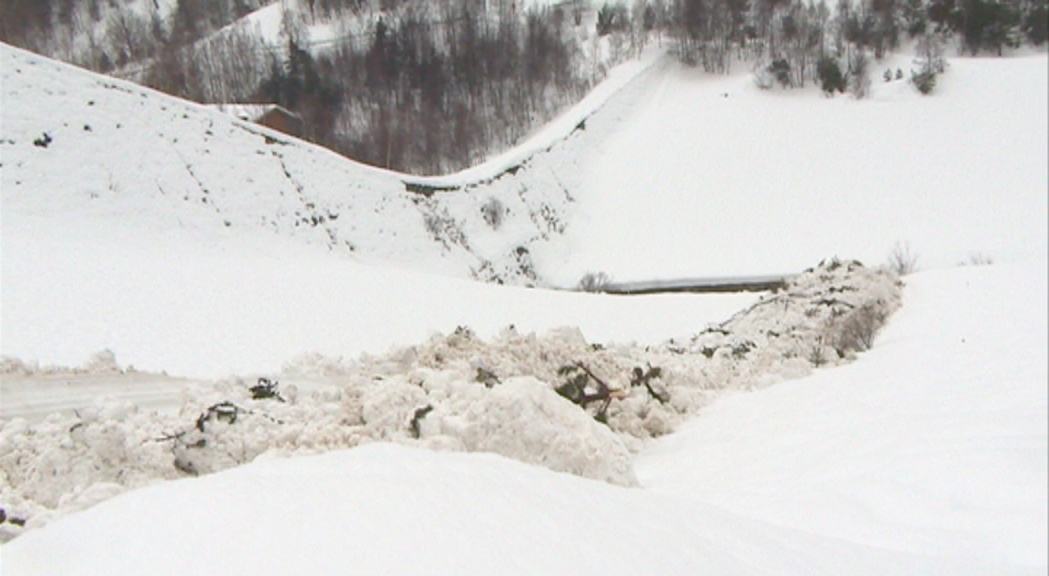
<box><xmin>637</xmin><ymin>259</ymin><xmax>1048</xmax><ymax>571</ymax></box>
<box><xmin>0</xmin><ymin>259</ymin><xmax>899</xmax><ymax>539</ymax></box>
<box><xmin>4</xmin><ymin>261</ymin><xmax>1043</xmax><ymax>575</ymax></box>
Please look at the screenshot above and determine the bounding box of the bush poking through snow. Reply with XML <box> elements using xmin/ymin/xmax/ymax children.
<box><xmin>911</xmin><ymin>69</ymin><xmax>936</xmax><ymax>94</ymax></box>
<box><xmin>887</xmin><ymin>241</ymin><xmax>919</xmax><ymax>276</ymax></box>
<box><xmin>817</xmin><ymin>56</ymin><xmax>847</xmax><ymax>95</ymax></box>
<box><xmin>475</xmin><ymin>367</ymin><xmax>501</xmax><ymax>388</ymax></box>
<box><xmin>962</xmin><ymin>252</ymin><xmax>994</xmax><ymax>266</ymax></box>
<box><xmin>767</xmin><ymin>58</ymin><xmax>793</xmax><ymax>88</ymax></box>
<box><xmin>809</xmin><ymin>336</ymin><xmax>829</xmax><ymax>367</ymax></box>
<box><xmin>912</xmin><ymin>33</ymin><xmax>947</xmax><ymax>95</ymax></box>
<box><xmin>630</xmin><ymin>365</ymin><xmax>668</xmax><ymax>403</ymax></box>
<box><xmin>0</xmin><ymin>507</ymin><xmax>27</xmax><ymax>543</ymax></box>
<box><xmin>480</xmin><ymin>197</ymin><xmax>505</xmax><ymax>230</ymax></box>
<box><xmin>577</xmin><ymin>271</ymin><xmax>613</xmax><ymax>292</ymax></box>
<box><xmin>410</xmin><ymin>406</ymin><xmax>433</xmax><ymax>439</ymax></box>
<box><xmin>831</xmin><ymin>303</ymin><xmax>888</xmax><ymax>354</ymax></box>
<box><xmin>848</xmin><ymin>51</ymin><xmax>872</xmax><ymax>99</ymax></box>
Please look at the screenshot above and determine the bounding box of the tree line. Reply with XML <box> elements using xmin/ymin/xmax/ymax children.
<box><xmin>257</xmin><ymin>2</ymin><xmax>599</xmax><ymax>174</ymax></box>
<box><xmin>2</xmin><ymin>0</ymin><xmax>1045</xmax><ymax>170</ymax></box>
<box><xmin>664</xmin><ymin>0</ymin><xmax>1047</xmax><ymax>95</ymax></box>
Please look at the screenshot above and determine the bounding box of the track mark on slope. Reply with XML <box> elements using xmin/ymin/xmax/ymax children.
<box><xmin>170</xmin><ymin>143</ymin><xmax>219</xmax><ymax>214</ymax></box>
<box><xmin>271</xmin><ymin>151</ymin><xmax>343</xmax><ymax>251</ymax></box>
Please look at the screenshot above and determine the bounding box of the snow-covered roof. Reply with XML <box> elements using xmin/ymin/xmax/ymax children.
<box><xmin>206</xmin><ymin>103</ymin><xmax>298</xmax><ymax>122</ymax></box>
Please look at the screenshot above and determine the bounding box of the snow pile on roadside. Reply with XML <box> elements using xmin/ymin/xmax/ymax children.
<box><xmin>0</xmin><ymin>260</ymin><xmax>899</xmax><ymax>540</ymax></box>
<box><xmin>682</xmin><ymin>257</ymin><xmax>903</xmax><ymax>382</ymax></box>
<box><xmin>4</xmin><ymin>261</ymin><xmax>1042</xmax><ymax>575</ymax></box>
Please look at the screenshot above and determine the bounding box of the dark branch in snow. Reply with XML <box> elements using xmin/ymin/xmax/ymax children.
<box><xmin>630</xmin><ymin>365</ymin><xmax>667</xmax><ymax>404</ymax></box>
<box><xmin>410</xmin><ymin>405</ymin><xmax>433</xmax><ymax>439</ymax></box>
<box><xmin>555</xmin><ymin>362</ymin><xmax>627</xmax><ymax>424</ymax></box>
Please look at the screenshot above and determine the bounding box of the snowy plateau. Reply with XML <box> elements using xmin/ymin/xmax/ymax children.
<box><xmin>0</xmin><ymin>28</ymin><xmax>1047</xmax><ymax>576</ymax></box>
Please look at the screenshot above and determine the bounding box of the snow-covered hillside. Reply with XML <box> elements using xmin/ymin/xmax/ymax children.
<box><xmin>559</xmin><ymin>51</ymin><xmax>1048</xmax><ymax>282</ymax></box>
<box><xmin>1</xmin><ymin>40</ymin><xmax>634</xmax><ymax>285</ymax></box>
<box><xmin>0</xmin><ymin>41</ymin><xmax>686</xmax><ymax>375</ymax></box>
<box><xmin>4</xmin><ymin>42</ymin><xmax>1046</xmax><ymax>376</ymax></box>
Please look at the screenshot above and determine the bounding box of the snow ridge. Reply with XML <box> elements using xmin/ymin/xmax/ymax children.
<box><xmin>0</xmin><ymin>259</ymin><xmax>899</xmax><ymax>540</ymax></box>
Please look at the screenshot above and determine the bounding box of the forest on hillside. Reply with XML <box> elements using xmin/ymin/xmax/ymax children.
<box><xmin>2</xmin><ymin>0</ymin><xmax>1045</xmax><ymax>174</ymax></box>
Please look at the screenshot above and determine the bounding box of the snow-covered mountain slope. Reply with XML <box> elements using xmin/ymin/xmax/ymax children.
<box><xmin>3</xmin><ymin>40</ymin><xmax>1047</xmax><ymax>380</ymax></box>
<box><xmin>0</xmin><ymin>40</ymin><xmax>616</xmax><ymax>285</ymax></box>
<box><xmin>1</xmin><ymin>43</ymin><xmax>750</xmax><ymax>378</ymax></box>
<box><xmin>559</xmin><ymin>51</ymin><xmax>1048</xmax><ymax>282</ymax></box>
<box><xmin>0</xmin><ymin>40</ymin><xmax>718</xmax><ymax>377</ymax></box>
<box><xmin>5</xmin><ymin>42</ymin><xmax>1046</xmax><ymax>288</ymax></box>
<box><xmin>3</xmin><ymin>261</ymin><xmax>1045</xmax><ymax>575</ymax></box>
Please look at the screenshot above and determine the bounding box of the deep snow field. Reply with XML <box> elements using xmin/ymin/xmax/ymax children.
<box><xmin>1</xmin><ymin>35</ymin><xmax>1047</xmax><ymax>576</ymax></box>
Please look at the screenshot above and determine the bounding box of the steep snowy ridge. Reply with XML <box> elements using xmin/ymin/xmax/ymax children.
<box><xmin>1</xmin><ymin>42</ymin><xmax>657</xmax><ymax>285</ymax></box>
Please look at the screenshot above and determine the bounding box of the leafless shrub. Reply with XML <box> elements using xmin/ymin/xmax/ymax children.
<box><xmin>833</xmin><ymin>303</ymin><xmax>888</xmax><ymax>353</ymax></box>
<box><xmin>808</xmin><ymin>336</ymin><xmax>828</xmax><ymax>367</ymax></box>
<box><xmin>849</xmin><ymin>50</ymin><xmax>871</xmax><ymax>99</ymax></box>
<box><xmin>481</xmin><ymin>197</ymin><xmax>504</xmax><ymax>230</ymax></box>
<box><xmin>887</xmin><ymin>241</ymin><xmax>919</xmax><ymax>276</ymax></box>
<box><xmin>577</xmin><ymin>271</ymin><xmax>613</xmax><ymax>293</ymax></box>
<box><xmin>961</xmin><ymin>252</ymin><xmax>994</xmax><ymax>266</ymax></box>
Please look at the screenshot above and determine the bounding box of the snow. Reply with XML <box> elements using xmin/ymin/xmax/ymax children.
<box><xmin>4</xmin><ymin>261</ymin><xmax>1043</xmax><ymax>575</ymax></box>
<box><xmin>1</xmin><ymin>32</ymin><xmax>1047</xmax><ymax>576</ymax></box>
<box><xmin>2</xmin><ymin>438</ymin><xmax>1041</xmax><ymax>576</ymax></box>
<box><xmin>0</xmin><ymin>42</ymin><xmax>754</xmax><ymax>377</ymax></box>
<box><xmin>635</xmin><ymin>260</ymin><xmax>1048</xmax><ymax>570</ymax></box>
<box><xmin>559</xmin><ymin>52</ymin><xmax>1048</xmax><ymax>282</ymax></box>
<box><xmin>5</xmin><ymin>260</ymin><xmax>1047</xmax><ymax>573</ymax></box>
<box><xmin>0</xmin><ymin>260</ymin><xmax>906</xmax><ymax>534</ymax></box>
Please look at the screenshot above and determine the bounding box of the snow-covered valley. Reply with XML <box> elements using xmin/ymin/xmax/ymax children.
<box><xmin>1</xmin><ymin>35</ymin><xmax>1046</xmax><ymax>575</ymax></box>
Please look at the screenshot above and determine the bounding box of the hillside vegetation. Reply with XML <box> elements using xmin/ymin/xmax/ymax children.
<box><xmin>3</xmin><ymin>0</ymin><xmax>1045</xmax><ymax>174</ymax></box>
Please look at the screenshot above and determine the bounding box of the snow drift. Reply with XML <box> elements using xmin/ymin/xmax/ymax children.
<box><xmin>0</xmin><ymin>260</ymin><xmax>900</xmax><ymax>538</ymax></box>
